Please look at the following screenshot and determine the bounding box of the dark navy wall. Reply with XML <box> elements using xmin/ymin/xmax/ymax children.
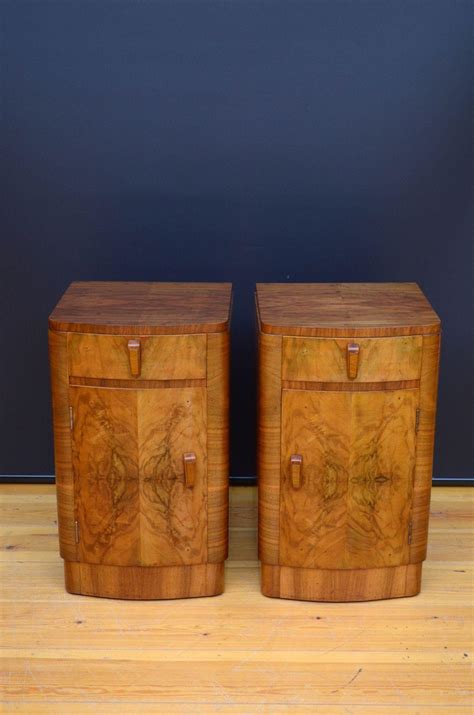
<box><xmin>1</xmin><ymin>1</ymin><xmax>472</xmax><ymax>478</ymax></box>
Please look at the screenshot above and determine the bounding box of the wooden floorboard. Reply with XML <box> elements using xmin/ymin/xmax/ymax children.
<box><xmin>0</xmin><ymin>485</ymin><xmax>472</xmax><ymax>713</ymax></box>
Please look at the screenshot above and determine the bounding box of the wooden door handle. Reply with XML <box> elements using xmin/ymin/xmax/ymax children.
<box><xmin>346</xmin><ymin>343</ymin><xmax>360</xmax><ymax>379</ymax></box>
<box><xmin>183</xmin><ymin>452</ymin><xmax>196</xmax><ymax>488</ymax></box>
<box><xmin>127</xmin><ymin>339</ymin><xmax>141</xmax><ymax>377</ymax></box>
<box><xmin>290</xmin><ymin>454</ymin><xmax>303</xmax><ymax>489</ymax></box>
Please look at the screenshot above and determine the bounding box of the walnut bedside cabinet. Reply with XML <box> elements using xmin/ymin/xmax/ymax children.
<box><xmin>49</xmin><ymin>282</ymin><xmax>231</xmax><ymax>599</ymax></box>
<box><xmin>256</xmin><ymin>283</ymin><xmax>440</xmax><ymax>602</ymax></box>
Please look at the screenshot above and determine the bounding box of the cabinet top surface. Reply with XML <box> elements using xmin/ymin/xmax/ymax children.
<box><xmin>256</xmin><ymin>283</ymin><xmax>440</xmax><ymax>337</ymax></box>
<box><xmin>49</xmin><ymin>282</ymin><xmax>233</xmax><ymax>334</ymax></box>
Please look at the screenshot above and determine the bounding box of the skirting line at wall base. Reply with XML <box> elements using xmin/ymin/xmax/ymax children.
<box><xmin>0</xmin><ymin>475</ymin><xmax>472</xmax><ymax>487</ymax></box>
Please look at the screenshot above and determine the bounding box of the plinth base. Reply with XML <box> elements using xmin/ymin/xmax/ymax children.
<box><xmin>261</xmin><ymin>563</ymin><xmax>422</xmax><ymax>602</ymax></box>
<box><xmin>64</xmin><ymin>561</ymin><xmax>225</xmax><ymax>600</ymax></box>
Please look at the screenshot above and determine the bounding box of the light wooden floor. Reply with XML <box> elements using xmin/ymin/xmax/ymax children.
<box><xmin>0</xmin><ymin>485</ymin><xmax>472</xmax><ymax>714</ymax></box>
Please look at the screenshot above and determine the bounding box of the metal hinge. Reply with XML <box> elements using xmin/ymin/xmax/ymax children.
<box><xmin>408</xmin><ymin>521</ymin><xmax>413</xmax><ymax>545</ymax></box>
<box><xmin>74</xmin><ymin>520</ymin><xmax>80</xmax><ymax>544</ymax></box>
<box><xmin>415</xmin><ymin>408</ymin><xmax>421</xmax><ymax>433</ymax></box>
<box><xmin>69</xmin><ymin>406</ymin><xmax>74</xmax><ymax>431</ymax></box>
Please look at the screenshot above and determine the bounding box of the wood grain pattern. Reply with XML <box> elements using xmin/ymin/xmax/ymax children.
<box><xmin>206</xmin><ymin>332</ymin><xmax>230</xmax><ymax>563</ymax></box>
<box><xmin>70</xmin><ymin>386</ymin><xmax>208</xmax><ymax>568</ymax></box>
<box><xmin>1</xmin><ymin>485</ymin><xmax>472</xmax><ymax>712</ymax></box>
<box><xmin>257</xmin><ymin>329</ymin><xmax>282</xmax><ymax>565</ymax></box>
<box><xmin>280</xmin><ymin>389</ymin><xmax>418</xmax><ymax>570</ymax></box>
<box><xmin>280</xmin><ymin>390</ymin><xmax>349</xmax><ymax>569</ymax></box>
<box><xmin>138</xmin><ymin>388</ymin><xmax>207</xmax><ymax>566</ymax></box>
<box><xmin>49</xmin><ymin>281</ymin><xmax>232</xmax><ymax>335</ymax></box>
<box><xmin>48</xmin><ymin>330</ymin><xmax>76</xmax><ymax>561</ymax></box>
<box><xmin>68</xmin><ymin>333</ymin><xmax>206</xmax><ymax>380</ymax></box>
<box><xmin>70</xmin><ymin>387</ymin><xmax>141</xmax><ymax>566</ymax></box>
<box><xmin>282</xmin><ymin>336</ymin><xmax>423</xmax><ymax>382</ymax></box>
<box><xmin>348</xmin><ymin>390</ymin><xmax>418</xmax><ymax>569</ymax></box>
<box><xmin>256</xmin><ymin>283</ymin><xmax>440</xmax><ymax>337</ymax></box>
<box><xmin>65</xmin><ymin>562</ymin><xmax>223</xmax><ymax>600</ymax></box>
<box><xmin>282</xmin><ymin>379</ymin><xmax>420</xmax><ymax>391</ymax></box>
<box><xmin>409</xmin><ymin>333</ymin><xmax>441</xmax><ymax>563</ymax></box>
<box><xmin>261</xmin><ymin>563</ymin><xmax>422</xmax><ymax>601</ymax></box>
<box><xmin>69</xmin><ymin>377</ymin><xmax>206</xmax><ymax>389</ymax></box>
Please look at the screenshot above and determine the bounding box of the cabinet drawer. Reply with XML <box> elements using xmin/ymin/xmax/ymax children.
<box><xmin>282</xmin><ymin>336</ymin><xmax>422</xmax><ymax>383</ymax></box>
<box><xmin>68</xmin><ymin>333</ymin><xmax>206</xmax><ymax>381</ymax></box>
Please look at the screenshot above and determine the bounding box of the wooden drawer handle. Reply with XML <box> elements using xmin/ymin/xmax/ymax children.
<box><xmin>346</xmin><ymin>343</ymin><xmax>360</xmax><ymax>379</ymax></box>
<box><xmin>290</xmin><ymin>454</ymin><xmax>303</xmax><ymax>489</ymax></box>
<box><xmin>183</xmin><ymin>452</ymin><xmax>196</xmax><ymax>488</ymax></box>
<box><xmin>127</xmin><ymin>339</ymin><xmax>141</xmax><ymax>377</ymax></box>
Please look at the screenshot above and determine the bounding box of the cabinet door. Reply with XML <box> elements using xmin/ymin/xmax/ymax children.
<box><xmin>137</xmin><ymin>388</ymin><xmax>207</xmax><ymax>566</ymax></box>
<box><xmin>70</xmin><ymin>386</ymin><xmax>207</xmax><ymax>567</ymax></box>
<box><xmin>280</xmin><ymin>389</ymin><xmax>418</xmax><ymax>569</ymax></box>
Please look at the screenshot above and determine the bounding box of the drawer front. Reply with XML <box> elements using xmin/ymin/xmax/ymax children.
<box><xmin>282</xmin><ymin>336</ymin><xmax>422</xmax><ymax>383</ymax></box>
<box><xmin>68</xmin><ymin>333</ymin><xmax>206</xmax><ymax>381</ymax></box>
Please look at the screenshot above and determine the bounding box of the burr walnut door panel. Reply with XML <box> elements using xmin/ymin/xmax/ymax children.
<box><xmin>137</xmin><ymin>387</ymin><xmax>207</xmax><ymax>567</ymax></box>
<box><xmin>280</xmin><ymin>389</ymin><xmax>419</xmax><ymax>570</ymax></box>
<box><xmin>70</xmin><ymin>386</ymin><xmax>207</xmax><ymax>567</ymax></box>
